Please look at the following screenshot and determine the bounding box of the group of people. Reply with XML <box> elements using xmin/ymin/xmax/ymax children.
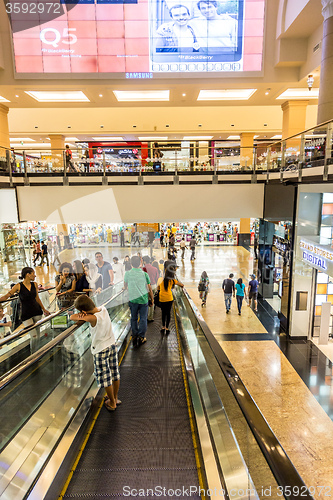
<box><xmin>222</xmin><ymin>273</ymin><xmax>259</xmax><ymax>315</ymax></box>
<box><xmin>31</xmin><ymin>238</ymin><xmax>61</xmax><ymax>267</ymax></box>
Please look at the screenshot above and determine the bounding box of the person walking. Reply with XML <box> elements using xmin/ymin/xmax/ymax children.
<box><xmin>157</xmin><ymin>267</ymin><xmax>184</xmax><ymax>334</ymax></box>
<box><xmin>142</xmin><ymin>255</ymin><xmax>159</xmax><ymax>322</ymax></box>
<box><xmin>51</xmin><ymin>239</ymin><xmax>61</xmax><ymax>267</ymax></box>
<box><xmin>124</xmin><ymin>255</ymin><xmax>154</xmax><ymax>347</ymax></box>
<box><xmin>40</xmin><ymin>240</ymin><xmax>49</xmax><ymax>266</ymax></box>
<box><xmin>70</xmin><ymin>295</ymin><xmax>121</xmax><ymax>411</ymax></box>
<box><xmin>222</xmin><ymin>273</ymin><xmax>235</xmax><ymax>313</ymax></box>
<box><xmin>198</xmin><ymin>271</ymin><xmax>209</xmax><ymax>306</ymax></box>
<box><xmin>120</xmin><ymin>229</ymin><xmax>125</xmax><ymax>248</ymax></box>
<box><xmin>33</xmin><ymin>240</ymin><xmax>42</xmax><ymax>266</ymax></box>
<box><xmin>0</xmin><ymin>267</ymin><xmax>50</xmax><ymax>327</ymax></box>
<box><xmin>180</xmin><ymin>237</ymin><xmax>187</xmax><ymax>259</ymax></box>
<box><xmin>236</xmin><ymin>278</ymin><xmax>247</xmax><ymax>315</ymax></box>
<box><xmin>248</xmin><ymin>274</ymin><xmax>259</xmax><ymax>312</ymax></box>
<box><xmin>160</xmin><ymin>230</ymin><xmax>165</xmax><ymax>247</ymax></box>
<box><xmin>189</xmin><ymin>236</ymin><xmax>196</xmax><ymax>261</ymax></box>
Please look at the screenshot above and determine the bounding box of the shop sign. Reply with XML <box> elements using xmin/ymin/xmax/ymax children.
<box><xmin>273</xmin><ymin>236</ymin><xmax>288</xmax><ymax>256</ymax></box>
<box><xmin>299</xmin><ymin>240</ymin><xmax>333</xmax><ymax>272</ymax></box>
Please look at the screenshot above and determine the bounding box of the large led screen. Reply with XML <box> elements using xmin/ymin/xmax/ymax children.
<box><xmin>10</xmin><ymin>0</ymin><xmax>265</xmax><ymax>74</ymax></box>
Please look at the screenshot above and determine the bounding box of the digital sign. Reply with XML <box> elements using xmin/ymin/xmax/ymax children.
<box><xmin>10</xmin><ymin>0</ymin><xmax>265</xmax><ymax>74</ymax></box>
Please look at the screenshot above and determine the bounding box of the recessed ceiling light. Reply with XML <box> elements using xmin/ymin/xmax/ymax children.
<box><xmin>276</xmin><ymin>88</ymin><xmax>319</xmax><ymax>99</ymax></box>
<box><xmin>227</xmin><ymin>135</ymin><xmax>240</xmax><ymax>139</ymax></box>
<box><xmin>15</xmin><ymin>95</ymin><xmax>19</xmax><ymax>98</ymax></box>
<box><xmin>10</xmin><ymin>137</ymin><xmax>35</xmax><ymax>142</ymax></box>
<box><xmin>197</xmin><ymin>89</ymin><xmax>256</xmax><ymax>101</ymax></box>
<box><xmin>92</xmin><ymin>137</ymin><xmax>124</xmax><ymax>141</ymax></box>
<box><xmin>0</xmin><ymin>95</ymin><xmax>10</xmax><ymax>102</ymax></box>
<box><xmin>138</xmin><ymin>137</ymin><xmax>168</xmax><ymax>141</ymax></box>
<box><xmin>99</xmin><ymin>94</ymin><xmax>103</xmax><ymax>97</ymax></box>
<box><xmin>182</xmin><ymin>93</ymin><xmax>186</xmax><ymax>97</ymax></box>
<box><xmin>25</xmin><ymin>91</ymin><xmax>90</xmax><ymax>102</ymax></box>
<box><xmin>183</xmin><ymin>136</ymin><xmax>213</xmax><ymax>140</ymax></box>
<box><xmin>113</xmin><ymin>90</ymin><xmax>169</xmax><ymax>102</ymax></box>
<box><xmin>65</xmin><ymin>137</ymin><xmax>79</xmax><ymax>141</ymax></box>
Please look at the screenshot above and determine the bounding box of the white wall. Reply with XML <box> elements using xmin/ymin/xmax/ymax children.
<box><xmin>16</xmin><ymin>184</ymin><xmax>264</xmax><ymax>224</ymax></box>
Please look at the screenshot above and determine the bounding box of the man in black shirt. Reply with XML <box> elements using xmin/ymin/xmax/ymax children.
<box><xmin>40</xmin><ymin>240</ymin><xmax>49</xmax><ymax>266</ymax></box>
<box><xmin>222</xmin><ymin>273</ymin><xmax>235</xmax><ymax>313</ymax></box>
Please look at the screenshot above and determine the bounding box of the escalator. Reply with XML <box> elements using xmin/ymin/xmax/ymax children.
<box><xmin>0</xmin><ymin>288</ymin><xmax>313</xmax><ymax>500</ymax></box>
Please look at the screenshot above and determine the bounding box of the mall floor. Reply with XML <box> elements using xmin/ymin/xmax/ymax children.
<box><xmin>3</xmin><ymin>243</ymin><xmax>333</xmax><ymax>497</ymax></box>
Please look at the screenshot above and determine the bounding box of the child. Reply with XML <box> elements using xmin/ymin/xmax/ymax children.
<box><xmin>70</xmin><ymin>295</ymin><xmax>121</xmax><ymax>411</ymax></box>
<box><xmin>198</xmin><ymin>271</ymin><xmax>210</xmax><ymax>306</ymax></box>
<box><xmin>0</xmin><ymin>306</ymin><xmax>12</xmax><ymax>338</ymax></box>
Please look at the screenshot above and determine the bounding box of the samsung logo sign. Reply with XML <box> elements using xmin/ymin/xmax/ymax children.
<box><xmin>302</xmin><ymin>251</ymin><xmax>327</xmax><ymax>271</ymax></box>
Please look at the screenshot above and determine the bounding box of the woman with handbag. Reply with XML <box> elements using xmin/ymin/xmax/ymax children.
<box><xmin>198</xmin><ymin>271</ymin><xmax>209</xmax><ymax>306</ymax></box>
<box><xmin>157</xmin><ymin>268</ymin><xmax>183</xmax><ymax>335</ymax></box>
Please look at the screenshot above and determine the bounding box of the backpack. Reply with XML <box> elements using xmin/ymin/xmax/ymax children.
<box><xmin>198</xmin><ymin>281</ymin><xmax>206</xmax><ymax>292</ymax></box>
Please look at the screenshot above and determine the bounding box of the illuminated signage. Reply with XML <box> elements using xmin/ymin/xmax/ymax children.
<box><xmin>11</xmin><ymin>0</ymin><xmax>265</xmax><ymax>75</ymax></box>
<box><xmin>299</xmin><ymin>240</ymin><xmax>333</xmax><ymax>272</ymax></box>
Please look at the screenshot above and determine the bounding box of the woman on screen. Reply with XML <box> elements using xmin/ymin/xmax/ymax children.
<box><xmin>155</xmin><ymin>4</ymin><xmax>201</xmax><ymax>52</ymax></box>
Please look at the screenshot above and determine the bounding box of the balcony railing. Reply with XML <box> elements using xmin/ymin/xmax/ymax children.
<box><xmin>1</xmin><ymin>119</ymin><xmax>332</xmax><ymax>185</ymax></box>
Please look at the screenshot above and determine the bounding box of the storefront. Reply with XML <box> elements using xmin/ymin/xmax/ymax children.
<box><xmin>258</xmin><ymin>220</ymin><xmax>293</xmax><ymax>331</ymax></box>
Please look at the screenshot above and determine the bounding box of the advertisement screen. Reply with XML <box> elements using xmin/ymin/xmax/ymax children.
<box><xmin>10</xmin><ymin>0</ymin><xmax>265</xmax><ymax>75</ymax></box>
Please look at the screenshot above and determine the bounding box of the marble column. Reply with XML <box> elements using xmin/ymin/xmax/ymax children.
<box><xmin>281</xmin><ymin>100</ymin><xmax>308</xmax><ymax>150</ymax></box>
<box><xmin>49</xmin><ymin>134</ymin><xmax>65</xmax><ymax>170</ymax></box>
<box><xmin>238</xmin><ymin>218</ymin><xmax>251</xmax><ymax>246</ymax></box>
<box><xmin>317</xmin><ymin>0</ymin><xmax>333</xmax><ymax>124</ymax></box>
<box><xmin>240</xmin><ymin>133</ymin><xmax>254</xmax><ymax>169</ymax></box>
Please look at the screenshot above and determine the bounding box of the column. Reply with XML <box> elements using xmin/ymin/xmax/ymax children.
<box><xmin>317</xmin><ymin>0</ymin><xmax>333</xmax><ymax>124</ymax></box>
<box><xmin>281</xmin><ymin>101</ymin><xmax>309</xmax><ymax>149</ymax></box>
<box><xmin>0</xmin><ymin>104</ymin><xmax>10</xmax><ymax>160</ymax></box>
<box><xmin>198</xmin><ymin>141</ymin><xmax>210</xmax><ymax>169</ymax></box>
<box><xmin>240</xmin><ymin>133</ymin><xmax>254</xmax><ymax>169</ymax></box>
<box><xmin>49</xmin><ymin>134</ymin><xmax>64</xmax><ymax>170</ymax></box>
<box><xmin>238</xmin><ymin>218</ymin><xmax>251</xmax><ymax>246</ymax></box>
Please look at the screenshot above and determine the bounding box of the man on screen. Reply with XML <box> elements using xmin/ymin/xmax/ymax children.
<box><xmin>155</xmin><ymin>4</ymin><xmax>201</xmax><ymax>52</ymax></box>
<box><xmin>189</xmin><ymin>0</ymin><xmax>238</xmax><ymax>51</ymax></box>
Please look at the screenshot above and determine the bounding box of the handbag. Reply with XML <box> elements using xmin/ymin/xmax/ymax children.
<box><xmin>154</xmin><ymin>289</ymin><xmax>160</xmax><ymax>307</ymax></box>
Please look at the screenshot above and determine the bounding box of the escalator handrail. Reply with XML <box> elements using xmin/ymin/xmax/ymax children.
<box><xmin>0</xmin><ymin>286</ymin><xmax>56</xmax><ymax>303</ymax></box>
<box><xmin>0</xmin><ymin>288</ymin><xmax>126</xmax><ymax>392</ymax></box>
<box><xmin>0</xmin><ymin>305</ymin><xmax>74</xmax><ymax>349</ymax></box>
<box><xmin>180</xmin><ymin>287</ymin><xmax>314</xmax><ymax>500</ymax></box>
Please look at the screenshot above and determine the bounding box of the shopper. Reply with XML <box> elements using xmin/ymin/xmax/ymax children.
<box><xmin>160</xmin><ymin>230</ymin><xmax>165</xmax><ymax>247</ymax></box>
<box><xmin>51</xmin><ymin>239</ymin><xmax>61</xmax><ymax>267</ymax></box>
<box><xmin>123</xmin><ymin>255</ymin><xmax>132</xmax><ymax>272</ymax></box>
<box><xmin>70</xmin><ymin>294</ymin><xmax>121</xmax><ymax>411</ymax></box>
<box><xmin>85</xmin><ymin>264</ymin><xmax>103</xmax><ymax>293</ymax></box>
<box><xmin>0</xmin><ymin>305</ymin><xmax>12</xmax><ymax>338</ymax></box>
<box><xmin>65</xmin><ymin>144</ymin><xmax>75</xmax><ymax>173</ymax></box>
<box><xmin>124</xmin><ymin>255</ymin><xmax>154</xmax><ymax>347</ymax></box>
<box><xmin>198</xmin><ymin>271</ymin><xmax>209</xmax><ymax>306</ymax></box>
<box><xmin>248</xmin><ymin>274</ymin><xmax>259</xmax><ymax>312</ymax></box>
<box><xmin>157</xmin><ymin>267</ymin><xmax>184</xmax><ymax>334</ymax></box>
<box><xmin>142</xmin><ymin>255</ymin><xmax>159</xmax><ymax>322</ymax></box>
<box><xmin>180</xmin><ymin>237</ymin><xmax>187</xmax><ymax>259</ymax></box>
<box><xmin>112</xmin><ymin>256</ymin><xmax>125</xmax><ymax>284</ymax></box>
<box><xmin>120</xmin><ymin>229</ymin><xmax>125</xmax><ymax>247</ymax></box>
<box><xmin>95</xmin><ymin>252</ymin><xmax>114</xmax><ymax>289</ymax></box>
<box><xmin>75</xmin><ymin>264</ymin><xmax>92</xmax><ymax>294</ymax></box>
<box><xmin>189</xmin><ymin>236</ymin><xmax>196</xmax><ymax>261</ymax></box>
<box><xmin>55</xmin><ymin>262</ymin><xmax>76</xmax><ymax>308</ymax></box>
<box><xmin>236</xmin><ymin>278</ymin><xmax>247</xmax><ymax>315</ymax></box>
<box><xmin>33</xmin><ymin>240</ymin><xmax>42</xmax><ymax>266</ymax></box>
<box><xmin>40</xmin><ymin>240</ymin><xmax>49</xmax><ymax>266</ymax></box>
<box><xmin>222</xmin><ymin>273</ymin><xmax>235</xmax><ymax>313</ymax></box>
<box><xmin>0</xmin><ymin>267</ymin><xmax>50</xmax><ymax>327</ymax></box>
